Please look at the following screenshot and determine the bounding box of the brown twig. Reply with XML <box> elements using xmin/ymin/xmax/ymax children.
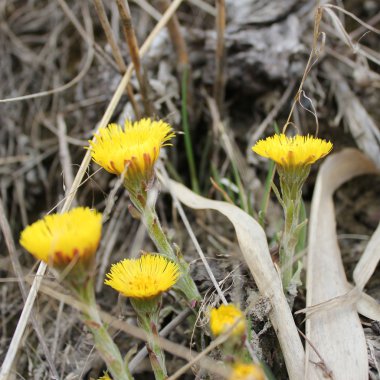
<box><xmin>210</xmin><ymin>177</ymin><xmax>234</xmax><ymax>204</ymax></box>
<box><xmin>56</xmin><ymin>0</ymin><xmax>118</xmax><ymax>71</ymax></box>
<box><xmin>156</xmin><ymin>0</ymin><xmax>188</xmax><ymax>68</ymax></box>
<box><xmin>92</xmin><ymin>0</ymin><xmax>141</xmax><ymax>118</ymax></box>
<box><xmin>298</xmin><ymin>329</ymin><xmax>334</xmax><ymax>379</ymax></box>
<box><xmin>156</xmin><ymin>0</ymin><xmax>193</xmax><ymax>114</ymax></box>
<box><xmin>214</xmin><ymin>0</ymin><xmax>226</xmax><ymax>115</ymax></box>
<box><xmin>92</xmin><ymin>0</ymin><xmax>127</xmax><ymax>73</ymax></box>
<box><xmin>116</xmin><ymin>0</ymin><xmax>153</xmax><ymax>116</ymax></box>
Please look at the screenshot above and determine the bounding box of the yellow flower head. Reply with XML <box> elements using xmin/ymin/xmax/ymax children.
<box><xmin>88</xmin><ymin>118</ymin><xmax>175</xmax><ymax>184</ymax></box>
<box><xmin>229</xmin><ymin>363</ymin><xmax>265</xmax><ymax>380</ymax></box>
<box><xmin>20</xmin><ymin>207</ymin><xmax>102</xmax><ymax>268</ymax></box>
<box><xmin>252</xmin><ymin>134</ymin><xmax>332</xmax><ymax>169</ymax></box>
<box><xmin>105</xmin><ymin>254</ymin><xmax>179</xmax><ymax>299</ymax></box>
<box><xmin>209</xmin><ymin>304</ymin><xmax>246</xmax><ymax>337</ymax></box>
<box><xmin>98</xmin><ymin>373</ymin><xmax>112</xmax><ymax>380</ymax></box>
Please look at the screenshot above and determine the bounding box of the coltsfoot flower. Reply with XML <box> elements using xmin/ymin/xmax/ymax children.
<box><xmin>229</xmin><ymin>363</ymin><xmax>265</xmax><ymax>380</ymax></box>
<box><xmin>106</xmin><ymin>254</ymin><xmax>178</xmax><ymax>379</ymax></box>
<box><xmin>210</xmin><ymin>304</ymin><xmax>246</xmax><ymax>337</ymax></box>
<box><xmin>20</xmin><ymin>207</ymin><xmax>102</xmax><ymax>268</ymax></box>
<box><xmin>105</xmin><ymin>254</ymin><xmax>179</xmax><ymax>299</ymax></box>
<box><xmin>88</xmin><ymin>118</ymin><xmax>175</xmax><ymax>187</ymax></box>
<box><xmin>252</xmin><ymin>134</ymin><xmax>332</xmax><ymax>169</ymax></box>
<box><xmin>253</xmin><ymin>133</ymin><xmax>333</xmax><ymax>290</ymax></box>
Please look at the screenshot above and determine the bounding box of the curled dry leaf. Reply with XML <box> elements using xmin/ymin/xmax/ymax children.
<box><xmin>164</xmin><ymin>179</ymin><xmax>305</xmax><ymax>380</ymax></box>
<box><xmin>357</xmin><ymin>291</ymin><xmax>380</xmax><ymax>321</ymax></box>
<box><xmin>306</xmin><ymin>148</ymin><xmax>379</xmax><ymax>380</ymax></box>
<box><xmin>354</xmin><ymin>222</ymin><xmax>380</xmax><ymax>291</ymax></box>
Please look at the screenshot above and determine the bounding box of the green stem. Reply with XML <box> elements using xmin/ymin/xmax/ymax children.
<box><xmin>277</xmin><ymin>166</ymin><xmax>310</xmax><ymax>291</ymax></box>
<box><xmin>135</xmin><ymin>307</ymin><xmax>168</xmax><ymax>380</ymax></box>
<box><xmin>79</xmin><ymin>280</ymin><xmax>133</xmax><ymax>380</ymax></box>
<box><xmin>141</xmin><ymin>203</ymin><xmax>201</xmax><ymax>304</ymax></box>
<box><xmin>279</xmin><ymin>197</ymin><xmax>300</xmax><ymax>290</ymax></box>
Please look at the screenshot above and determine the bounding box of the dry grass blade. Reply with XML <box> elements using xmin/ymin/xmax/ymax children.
<box><xmin>353</xmin><ymin>222</ymin><xmax>380</xmax><ymax>290</ymax></box>
<box><xmin>0</xmin><ymin>262</ymin><xmax>48</xmax><ymax>380</ymax></box>
<box><xmin>164</xmin><ymin>179</ymin><xmax>305</xmax><ymax>380</ymax></box>
<box><xmin>116</xmin><ymin>0</ymin><xmax>153</xmax><ymax>115</ymax></box>
<box><xmin>327</xmin><ymin>63</ymin><xmax>380</xmax><ymax>168</ymax></box>
<box><xmin>0</xmin><ymin>36</ymin><xmax>94</xmax><ymax>103</ymax></box>
<box><xmin>133</xmin><ymin>0</ymin><xmax>162</xmax><ymax>20</ymax></box>
<box><xmin>57</xmin><ymin>0</ymin><xmax>117</xmax><ymax>70</ymax></box>
<box><xmin>92</xmin><ymin>0</ymin><xmax>127</xmax><ymax>73</ymax></box>
<box><xmin>187</xmin><ymin>0</ymin><xmax>216</xmax><ymax>16</ymax></box>
<box><xmin>157</xmin><ymin>0</ymin><xmax>188</xmax><ymax>68</ymax></box>
<box><xmin>57</xmin><ymin>114</ymin><xmax>75</xmax><ymax>198</ymax></box>
<box><xmin>322</xmin><ymin>4</ymin><xmax>380</xmax><ymax>35</ymax></box>
<box><xmin>0</xmin><ymin>2</ymin><xmax>185</xmax><ymax>378</ymax></box>
<box><xmin>298</xmin><ymin>285</ymin><xmax>380</xmax><ymax>322</ymax></box>
<box><xmin>0</xmin><ymin>200</ymin><xmax>59</xmax><ymax>379</ymax></box>
<box><xmin>305</xmin><ymin>148</ymin><xmax>378</xmax><ymax>380</ymax></box>
<box><xmin>357</xmin><ymin>291</ymin><xmax>380</xmax><ymax>321</ymax></box>
<box><xmin>34</xmin><ymin>281</ymin><xmax>229</xmax><ymax>379</ymax></box>
<box><xmin>92</xmin><ymin>0</ymin><xmax>141</xmax><ymax>118</ymax></box>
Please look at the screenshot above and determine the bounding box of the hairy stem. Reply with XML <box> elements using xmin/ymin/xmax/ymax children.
<box><xmin>79</xmin><ymin>280</ymin><xmax>133</xmax><ymax>380</ymax></box>
<box><xmin>136</xmin><ymin>309</ymin><xmax>168</xmax><ymax>380</ymax></box>
<box><xmin>278</xmin><ymin>166</ymin><xmax>309</xmax><ymax>291</ymax></box>
<box><xmin>141</xmin><ymin>203</ymin><xmax>201</xmax><ymax>304</ymax></box>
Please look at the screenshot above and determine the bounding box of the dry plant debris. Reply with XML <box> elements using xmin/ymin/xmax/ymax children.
<box><xmin>0</xmin><ymin>1</ymin><xmax>379</xmax><ymax>379</ymax></box>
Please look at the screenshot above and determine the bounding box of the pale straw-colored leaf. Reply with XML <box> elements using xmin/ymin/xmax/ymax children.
<box><xmin>357</xmin><ymin>291</ymin><xmax>380</xmax><ymax>321</ymax></box>
<box><xmin>353</xmin><ymin>222</ymin><xmax>380</xmax><ymax>291</ymax></box>
<box><xmin>306</xmin><ymin>148</ymin><xmax>378</xmax><ymax>380</ymax></box>
<box><xmin>164</xmin><ymin>179</ymin><xmax>305</xmax><ymax>380</ymax></box>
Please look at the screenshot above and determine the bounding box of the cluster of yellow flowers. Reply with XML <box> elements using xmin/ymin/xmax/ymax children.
<box><xmin>20</xmin><ymin>116</ymin><xmax>333</xmax><ymax>379</ymax></box>
<box><xmin>20</xmin><ymin>119</ymin><xmax>180</xmax><ymax>380</ymax></box>
<box><xmin>20</xmin><ymin>119</ymin><xmax>179</xmax><ymax>300</ymax></box>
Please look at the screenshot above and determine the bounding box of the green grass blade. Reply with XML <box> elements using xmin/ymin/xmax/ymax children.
<box><xmin>181</xmin><ymin>66</ymin><xmax>200</xmax><ymax>193</ymax></box>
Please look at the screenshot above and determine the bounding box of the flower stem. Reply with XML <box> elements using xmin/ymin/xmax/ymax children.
<box><xmin>130</xmin><ymin>192</ymin><xmax>201</xmax><ymax>304</ymax></box>
<box><xmin>78</xmin><ymin>280</ymin><xmax>133</xmax><ymax>380</ymax></box>
<box><xmin>277</xmin><ymin>166</ymin><xmax>309</xmax><ymax>291</ymax></box>
<box><xmin>279</xmin><ymin>198</ymin><xmax>301</xmax><ymax>290</ymax></box>
<box><xmin>134</xmin><ymin>305</ymin><xmax>168</xmax><ymax>380</ymax></box>
<box><xmin>144</xmin><ymin>205</ymin><xmax>201</xmax><ymax>303</ymax></box>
